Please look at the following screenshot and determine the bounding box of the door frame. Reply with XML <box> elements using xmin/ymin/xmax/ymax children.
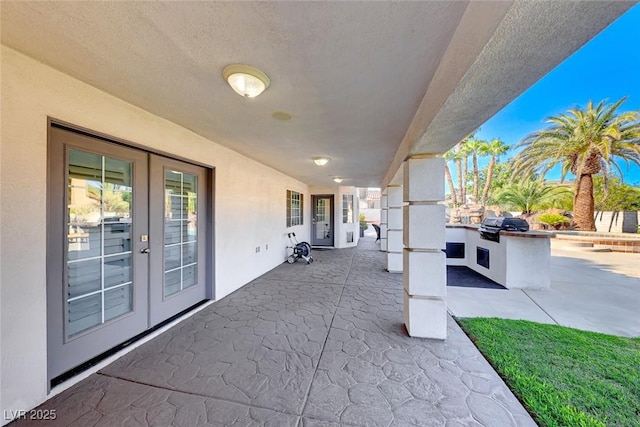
<box><xmin>311</xmin><ymin>194</ymin><xmax>334</xmax><ymax>246</ymax></box>
<box><xmin>46</xmin><ymin>119</ymin><xmax>215</xmax><ymax>385</ymax></box>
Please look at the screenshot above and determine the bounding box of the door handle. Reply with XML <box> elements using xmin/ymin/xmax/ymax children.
<box><xmin>140</xmin><ymin>248</ymin><xmax>150</xmax><ymax>254</ymax></box>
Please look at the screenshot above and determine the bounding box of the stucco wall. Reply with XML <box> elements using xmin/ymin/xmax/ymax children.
<box><xmin>0</xmin><ymin>46</ymin><xmax>310</xmax><ymax>415</ymax></box>
<box><xmin>338</xmin><ymin>186</ymin><xmax>361</xmax><ymax>248</ymax></box>
<box><xmin>594</xmin><ymin>211</ymin><xmax>639</xmax><ymax>233</ymax></box>
<box><xmin>361</xmin><ymin>209</ymin><xmax>381</xmax><ymax>224</ymax></box>
<box><xmin>465</xmin><ymin>230</ymin><xmax>507</xmax><ymax>286</ymax></box>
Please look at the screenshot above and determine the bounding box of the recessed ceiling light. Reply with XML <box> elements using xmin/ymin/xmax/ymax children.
<box><xmin>272</xmin><ymin>111</ymin><xmax>293</xmax><ymax>121</ymax></box>
<box><xmin>223</xmin><ymin>64</ymin><xmax>270</xmax><ymax>98</ymax></box>
<box><xmin>333</xmin><ymin>177</ymin><xmax>343</xmax><ymax>183</ymax></box>
<box><xmin>312</xmin><ymin>157</ymin><xmax>330</xmax><ymax>166</ymax></box>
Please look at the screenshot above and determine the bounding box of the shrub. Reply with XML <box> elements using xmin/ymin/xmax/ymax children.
<box><xmin>537</xmin><ymin>212</ymin><xmax>570</xmax><ymax>227</ymax></box>
<box><xmin>359</xmin><ymin>213</ymin><xmax>368</xmax><ymax>228</ymax></box>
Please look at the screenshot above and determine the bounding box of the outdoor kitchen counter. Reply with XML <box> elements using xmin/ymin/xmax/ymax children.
<box><xmin>446</xmin><ymin>223</ymin><xmax>556</xmax><ymax>238</ymax></box>
<box><xmin>445</xmin><ymin>224</ymin><xmax>555</xmax><ymax>290</ymax></box>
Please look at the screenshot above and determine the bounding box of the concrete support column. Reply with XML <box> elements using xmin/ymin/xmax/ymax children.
<box><xmin>386</xmin><ymin>185</ymin><xmax>404</xmax><ymax>273</ymax></box>
<box><xmin>380</xmin><ymin>191</ymin><xmax>388</xmax><ymax>252</ymax></box>
<box><xmin>403</xmin><ymin>156</ymin><xmax>447</xmax><ymax>339</ymax></box>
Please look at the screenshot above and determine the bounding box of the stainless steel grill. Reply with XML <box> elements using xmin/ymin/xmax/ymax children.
<box><xmin>478</xmin><ymin>217</ymin><xmax>529</xmax><ymax>242</ymax></box>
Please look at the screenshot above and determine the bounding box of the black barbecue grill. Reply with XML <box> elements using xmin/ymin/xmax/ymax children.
<box><xmin>478</xmin><ymin>217</ymin><xmax>529</xmax><ymax>242</ymax></box>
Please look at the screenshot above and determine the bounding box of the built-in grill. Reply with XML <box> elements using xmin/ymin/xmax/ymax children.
<box><xmin>478</xmin><ymin>217</ymin><xmax>529</xmax><ymax>242</ymax></box>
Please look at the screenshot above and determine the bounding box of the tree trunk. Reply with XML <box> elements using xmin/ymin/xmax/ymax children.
<box><xmin>472</xmin><ymin>153</ymin><xmax>479</xmax><ymax>204</ymax></box>
<box><xmin>481</xmin><ymin>156</ymin><xmax>495</xmax><ymax>206</ymax></box>
<box><xmin>456</xmin><ymin>157</ymin><xmax>463</xmax><ymax>206</ymax></box>
<box><xmin>573</xmin><ymin>174</ymin><xmax>596</xmax><ymax>231</ymax></box>
<box><xmin>462</xmin><ymin>156</ymin><xmax>468</xmax><ymax>205</ymax></box>
<box><xmin>445</xmin><ymin>164</ymin><xmax>458</xmax><ymax>207</ymax></box>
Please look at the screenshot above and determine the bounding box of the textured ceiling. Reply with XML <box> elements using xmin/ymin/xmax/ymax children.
<box><xmin>1</xmin><ymin>1</ymin><xmax>632</xmax><ymax>188</ymax></box>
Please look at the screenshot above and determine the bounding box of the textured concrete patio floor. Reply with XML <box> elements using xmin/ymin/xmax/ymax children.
<box><xmin>15</xmin><ymin>236</ymin><xmax>535</xmax><ymax>426</ymax></box>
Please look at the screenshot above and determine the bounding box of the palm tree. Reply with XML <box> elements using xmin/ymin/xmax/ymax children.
<box><xmin>495</xmin><ymin>180</ymin><xmax>562</xmax><ymax>214</ymax></box>
<box><xmin>478</xmin><ymin>138</ymin><xmax>509</xmax><ymax>206</ymax></box>
<box><xmin>454</xmin><ymin>142</ymin><xmax>466</xmax><ymax>205</ymax></box>
<box><xmin>443</xmin><ymin>148</ymin><xmax>458</xmax><ymax>207</ymax></box>
<box><xmin>455</xmin><ymin>134</ymin><xmax>475</xmax><ymax>205</ymax></box>
<box><xmin>465</xmin><ymin>138</ymin><xmax>485</xmax><ymax>204</ymax></box>
<box><xmin>513</xmin><ymin>98</ymin><xmax>640</xmax><ymax>230</ymax></box>
<box><xmin>460</xmin><ymin>143</ymin><xmax>471</xmax><ymax>204</ymax></box>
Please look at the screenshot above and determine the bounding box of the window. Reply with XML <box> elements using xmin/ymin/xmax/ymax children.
<box><xmin>316</xmin><ymin>199</ymin><xmax>326</xmax><ymax>222</ymax></box>
<box><xmin>286</xmin><ymin>190</ymin><xmax>303</xmax><ymax>227</ymax></box>
<box><xmin>163</xmin><ymin>170</ymin><xmax>198</xmax><ymax>297</ymax></box>
<box><xmin>342</xmin><ymin>194</ymin><xmax>354</xmax><ymax>223</ymax></box>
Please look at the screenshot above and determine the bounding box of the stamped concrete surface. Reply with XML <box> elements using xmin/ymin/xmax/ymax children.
<box><xmin>14</xmin><ymin>235</ymin><xmax>535</xmax><ymax>426</ymax></box>
<box><xmin>448</xmin><ymin>240</ymin><xmax>640</xmax><ymax>338</ymax></box>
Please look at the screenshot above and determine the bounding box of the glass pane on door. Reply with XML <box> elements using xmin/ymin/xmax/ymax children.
<box><xmin>164</xmin><ymin>170</ymin><xmax>198</xmax><ymax>297</ymax></box>
<box><xmin>66</xmin><ymin>149</ymin><xmax>133</xmax><ymax>338</ymax></box>
<box><xmin>315</xmin><ymin>198</ymin><xmax>331</xmax><ymax>240</ymax></box>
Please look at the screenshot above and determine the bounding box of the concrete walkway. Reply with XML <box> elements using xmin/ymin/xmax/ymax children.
<box><xmin>448</xmin><ymin>241</ymin><xmax>640</xmax><ymax>338</ymax></box>
<box><xmin>15</xmin><ymin>236</ymin><xmax>535</xmax><ymax>426</ymax></box>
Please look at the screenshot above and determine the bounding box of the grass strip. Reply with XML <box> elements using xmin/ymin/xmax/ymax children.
<box><xmin>457</xmin><ymin>318</ymin><xmax>640</xmax><ymax>427</ymax></box>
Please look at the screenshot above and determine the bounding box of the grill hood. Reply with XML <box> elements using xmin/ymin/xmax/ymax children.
<box><xmin>478</xmin><ymin>217</ymin><xmax>529</xmax><ymax>242</ymax></box>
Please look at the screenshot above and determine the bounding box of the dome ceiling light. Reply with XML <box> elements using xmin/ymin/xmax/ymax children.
<box><xmin>223</xmin><ymin>64</ymin><xmax>270</xmax><ymax>98</ymax></box>
<box><xmin>312</xmin><ymin>157</ymin><xmax>330</xmax><ymax>166</ymax></box>
<box><xmin>333</xmin><ymin>177</ymin><xmax>343</xmax><ymax>183</ymax></box>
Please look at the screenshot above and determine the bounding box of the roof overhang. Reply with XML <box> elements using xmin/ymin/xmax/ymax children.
<box><xmin>1</xmin><ymin>1</ymin><xmax>632</xmax><ymax>188</ymax></box>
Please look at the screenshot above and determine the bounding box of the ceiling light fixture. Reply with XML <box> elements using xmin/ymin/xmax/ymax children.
<box><xmin>333</xmin><ymin>177</ymin><xmax>343</xmax><ymax>183</ymax></box>
<box><xmin>312</xmin><ymin>157</ymin><xmax>330</xmax><ymax>166</ymax></box>
<box><xmin>223</xmin><ymin>64</ymin><xmax>270</xmax><ymax>98</ymax></box>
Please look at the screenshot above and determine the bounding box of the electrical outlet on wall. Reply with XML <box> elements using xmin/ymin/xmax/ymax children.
<box><xmin>266</xmin><ymin>244</ymin><xmax>268</xmax><ymax>250</ymax></box>
<box><xmin>256</xmin><ymin>246</ymin><xmax>260</xmax><ymax>253</ymax></box>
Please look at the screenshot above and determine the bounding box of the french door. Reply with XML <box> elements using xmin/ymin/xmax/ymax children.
<box><xmin>48</xmin><ymin>126</ymin><xmax>209</xmax><ymax>381</ymax></box>
<box><xmin>149</xmin><ymin>155</ymin><xmax>206</xmax><ymax>326</ymax></box>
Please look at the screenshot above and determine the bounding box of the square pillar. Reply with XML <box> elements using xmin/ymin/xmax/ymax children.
<box><xmin>380</xmin><ymin>192</ymin><xmax>388</xmax><ymax>252</ymax></box>
<box><xmin>386</xmin><ymin>186</ymin><xmax>403</xmax><ymax>273</ymax></box>
<box><xmin>402</xmin><ymin>156</ymin><xmax>447</xmax><ymax>339</ymax></box>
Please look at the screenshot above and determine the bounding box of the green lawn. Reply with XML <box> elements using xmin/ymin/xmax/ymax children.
<box><xmin>457</xmin><ymin>318</ymin><xmax>640</xmax><ymax>427</ymax></box>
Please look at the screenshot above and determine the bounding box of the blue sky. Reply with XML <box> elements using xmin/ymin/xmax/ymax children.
<box><xmin>469</xmin><ymin>4</ymin><xmax>640</xmax><ymax>186</ymax></box>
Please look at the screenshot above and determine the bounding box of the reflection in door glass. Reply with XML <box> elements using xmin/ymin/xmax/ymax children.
<box><xmin>66</xmin><ymin>149</ymin><xmax>133</xmax><ymax>337</ymax></box>
<box><xmin>164</xmin><ymin>170</ymin><xmax>198</xmax><ymax>297</ymax></box>
<box><xmin>315</xmin><ymin>198</ymin><xmax>331</xmax><ymax>240</ymax></box>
